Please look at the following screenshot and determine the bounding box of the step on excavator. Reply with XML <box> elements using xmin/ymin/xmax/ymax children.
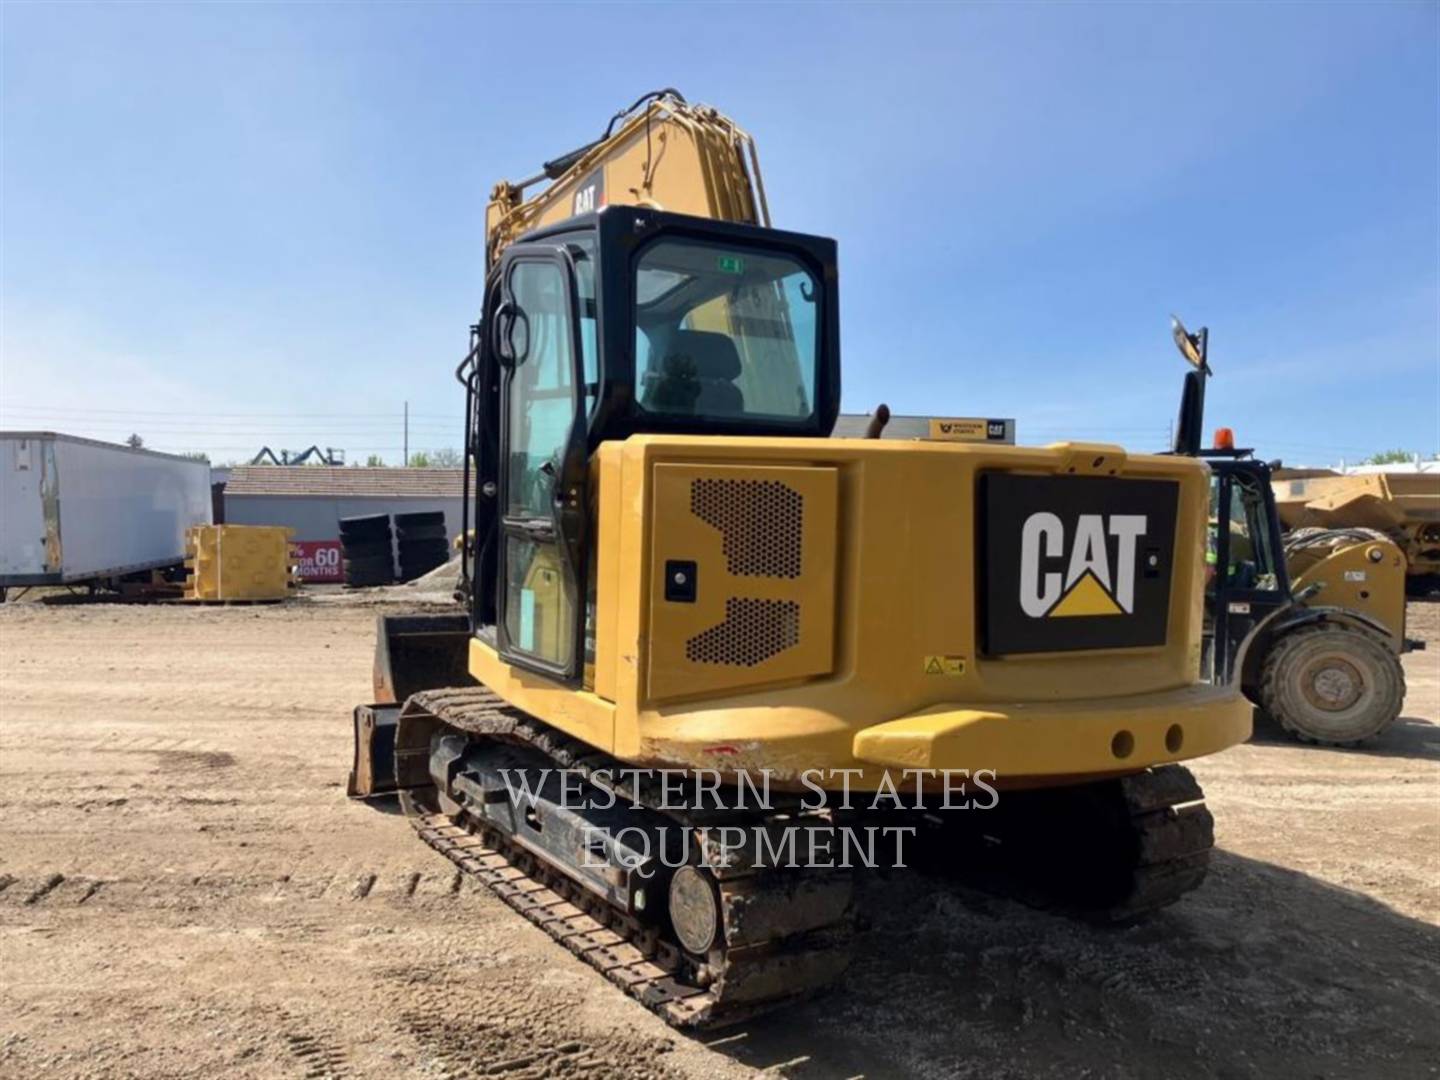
<box><xmin>1168</xmin><ymin>317</ymin><xmax>1415</xmax><ymax>746</ymax></box>
<box><xmin>350</xmin><ymin>91</ymin><xmax>1253</xmax><ymax>1027</ymax></box>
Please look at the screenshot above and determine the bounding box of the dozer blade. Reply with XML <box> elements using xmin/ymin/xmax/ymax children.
<box><xmin>349</xmin><ymin>613</ymin><xmax>472</xmax><ymax>798</ymax></box>
<box><xmin>348</xmin><ymin>703</ymin><xmax>401</xmax><ymax>798</ymax></box>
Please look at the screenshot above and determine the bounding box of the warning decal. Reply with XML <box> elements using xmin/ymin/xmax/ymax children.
<box><xmin>923</xmin><ymin>655</ymin><xmax>967</xmax><ymax>676</ymax></box>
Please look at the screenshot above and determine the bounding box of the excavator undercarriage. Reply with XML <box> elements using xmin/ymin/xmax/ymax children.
<box><xmin>394</xmin><ymin>687</ymin><xmax>855</xmax><ymax>1027</ymax></box>
<box><xmin>353</xmin><ymin>610</ymin><xmax>1224</xmax><ymax>1027</ymax></box>
<box><xmin>362</xmin><ymin>680</ymin><xmax>1217</xmax><ymax>1027</ymax></box>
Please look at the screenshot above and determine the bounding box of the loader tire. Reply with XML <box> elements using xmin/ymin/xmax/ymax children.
<box><xmin>1259</xmin><ymin>623</ymin><xmax>1404</xmax><ymax>746</ymax></box>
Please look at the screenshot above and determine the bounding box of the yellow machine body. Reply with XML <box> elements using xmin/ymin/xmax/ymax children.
<box><xmin>1285</xmin><ymin>532</ymin><xmax>1408</xmax><ymax>650</ymax></box>
<box><xmin>1273</xmin><ymin>469</ymin><xmax>1440</xmax><ymax>582</ymax></box>
<box><xmin>466</xmin><ymin>436</ymin><xmax>1251</xmax><ymax>789</ymax></box>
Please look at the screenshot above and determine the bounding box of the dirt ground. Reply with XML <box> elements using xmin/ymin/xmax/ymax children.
<box><xmin>1</xmin><ymin>594</ymin><xmax>1436</xmax><ymax>1080</ymax></box>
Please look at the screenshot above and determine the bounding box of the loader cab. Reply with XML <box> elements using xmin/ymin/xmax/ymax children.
<box><xmin>464</xmin><ymin>207</ymin><xmax>841</xmax><ymax>682</ymax></box>
<box><xmin>1165</xmin><ymin>316</ymin><xmax>1291</xmax><ymax>681</ymax></box>
<box><xmin>1203</xmin><ymin>453</ymin><xmax>1291</xmax><ymax>682</ymax></box>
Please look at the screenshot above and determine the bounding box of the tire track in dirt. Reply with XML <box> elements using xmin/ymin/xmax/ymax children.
<box><xmin>22</xmin><ymin>874</ymin><xmax>64</xmax><ymax>905</ymax></box>
<box><xmin>1</xmin><ymin>873</ymin><xmax>112</xmax><ymax>907</ymax></box>
<box><xmin>1</xmin><ymin>862</ymin><xmax>459</xmax><ymax>912</ymax></box>
<box><xmin>386</xmin><ymin>966</ymin><xmax>683</xmax><ymax>1080</ymax></box>
<box><xmin>279</xmin><ymin>1014</ymin><xmax>353</xmax><ymax>1080</ymax></box>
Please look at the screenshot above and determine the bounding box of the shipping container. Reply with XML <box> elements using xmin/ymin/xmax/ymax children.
<box><xmin>0</xmin><ymin>432</ymin><xmax>212</xmax><ymax>591</ymax></box>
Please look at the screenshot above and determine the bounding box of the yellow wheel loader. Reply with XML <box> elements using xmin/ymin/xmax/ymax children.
<box><xmin>1169</xmin><ymin>317</ymin><xmax>1415</xmax><ymax>747</ymax></box>
<box><xmin>1272</xmin><ymin>468</ymin><xmax>1440</xmax><ymax>596</ymax></box>
<box><xmin>349</xmin><ymin>93</ymin><xmax>1252</xmax><ymax>1027</ymax></box>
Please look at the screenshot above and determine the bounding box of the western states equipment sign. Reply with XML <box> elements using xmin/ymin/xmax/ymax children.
<box><xmin>293</xmin><ymin>540</ymin><xmax>344</xmax><ymax>583</ymax></box>
<box><xmin>927</xmin><ymin>417</ymin><xmax>1015</xmax><ymax>443</ymax></box>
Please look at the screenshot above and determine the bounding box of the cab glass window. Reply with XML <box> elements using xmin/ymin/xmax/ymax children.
<box><xmin>504</xmin><ymin>260</ymin><xmax>575</xmax><ymax>518</ymax></box>
<box><xmin>563</xmin><ymin>236</ymin><xmax>599</xmax><ymax>409</ymax></box>
<box><xmin>634</xmin><ymin>239</ymin><xmax>819</xmax><ymax>421</ymax></box>
<box><xmin>1209</xmin><ymin>474</ymin><xmax>1278</xmax><ymax>592</ymax></box>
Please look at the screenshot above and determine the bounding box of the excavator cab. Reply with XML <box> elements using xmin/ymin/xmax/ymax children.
<box><xmin>474</xmin><ymin>208</ymin><xmax>840</xmax><ymax>679</ymax></box>
<box><xmin>351</xmin><ymin>207</ymin><xmax>841</xmax><ymax>792</ymax></box>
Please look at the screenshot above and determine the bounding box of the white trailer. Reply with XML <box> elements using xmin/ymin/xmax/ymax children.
<box><xmin>0</xmin><ymin>432</ymin><xmax>212</xmax><ymax>593</ymax></box>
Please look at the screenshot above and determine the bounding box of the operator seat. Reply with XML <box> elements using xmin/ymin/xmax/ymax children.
<box><xmin>641</xmin><ymin>329</ymin><xmax>745</xmax><ymax>415</ymax></box>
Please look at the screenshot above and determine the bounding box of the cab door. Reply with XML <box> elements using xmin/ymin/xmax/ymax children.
<box><xmin>1208</xmin><ymin>464</ymin><xmax>1290</xmax><ymax>682</ymax></box>
<box><xmin>493</xmin><ymin>246</ymin><xmax>588</xmax><ymax>680</ymax></box>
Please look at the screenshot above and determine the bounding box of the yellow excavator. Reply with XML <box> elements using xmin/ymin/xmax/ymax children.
<box><xmin>350</xmin><ymin>91</ymin><xmax>1252</xmax><ymax>1027</ymax></box>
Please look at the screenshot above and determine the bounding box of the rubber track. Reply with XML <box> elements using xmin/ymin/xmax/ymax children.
<box><xmin>400</xmin><ymin>687</ymin><xmax>853</xmax><ymax>1029</ymax></box>
<box><xmin>1108</xmin><ymin>765</ymin><xmax>1214</xmax><ymax>920</ymax></box>
<box><xmin>914</xmin><ymin>763</ymin><xmax>1216</xmax><ymax>923</ymax></box>
<box><xmin>398</xmin><ymin>690</ymin><xmax>1210</xmax><ymax>1023</ymax></box>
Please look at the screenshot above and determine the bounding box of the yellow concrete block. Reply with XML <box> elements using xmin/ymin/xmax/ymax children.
<box><xmin>183</xmin><ymin>525</ymin><xmax>296</xmax><ymax>601</ymax></box>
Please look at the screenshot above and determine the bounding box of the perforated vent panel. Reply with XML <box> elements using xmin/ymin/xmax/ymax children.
<box><xmin>685</xmin><ymin>598</ymin><xmax>801</xmax><ymax>667</ymax></box>
<box><xmin>691</xmin><ymin>479</ymin><xmax>803</xmax><ymax>578</ymax></box>
<box><xmin>648</xmin><ymin>462</ymin><xmax>836</xmax><ymax>702</ymax></box>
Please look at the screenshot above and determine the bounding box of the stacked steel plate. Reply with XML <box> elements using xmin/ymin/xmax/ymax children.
<box><xmin>340</xmin><ymin>514</ymin><xmax>395</xmax><ymax>587</ymax></box>
<box><xmin>394</xmin><ymin>511</ymin><xmax>450</xmax><ymax>582</ymax></box>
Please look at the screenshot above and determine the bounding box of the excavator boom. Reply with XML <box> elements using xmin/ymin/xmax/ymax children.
<box><xmin>484</xmin><ymin>90</ymin><xmax>769</xmax><ymax>267</ymax></box>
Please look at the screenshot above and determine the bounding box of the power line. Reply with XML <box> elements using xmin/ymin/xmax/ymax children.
<box><xmin>0</xmin><ymin>412</ymin><xmax>458</xmax><ymax>430</ymax></box>
<box><xmin>0</xmin><ymin>403</ymin><xmax>457</xmax><ymax>419</ymax></box>
<box><xmin>0</xmin><ymin>426</ymin><xmax>457</xmax><ymax>437</ymax></box>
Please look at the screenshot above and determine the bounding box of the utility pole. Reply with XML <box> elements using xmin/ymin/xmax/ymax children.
<box><xmin>403</xmin><ymin>401</ymin><xmax>409</xmax><ymax>467</ymax></box>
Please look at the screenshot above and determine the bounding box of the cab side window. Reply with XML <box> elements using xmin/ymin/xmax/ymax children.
<box><xmin>1211</xmin><ymin>474</ymin><xmax>1277</xmax><ymax>592</ymax></box>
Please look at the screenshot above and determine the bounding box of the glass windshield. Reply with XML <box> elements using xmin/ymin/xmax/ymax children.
<box><xmin>637</xmin><ymin>268</ymin><xmax>691</xmax><ymax>305</ymax></box>
<box><xmin>634</xmin><ymin>239</ymin><xmax>819</xmax><ymax>421</ymax></box>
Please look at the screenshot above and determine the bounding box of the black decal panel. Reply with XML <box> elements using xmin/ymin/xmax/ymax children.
<box><xmin>573</xmin><ymin>170</ymin><xmax>604</xmax><ymax>216</ymax></box>
<box><xmin>980</xmin><ymin>474</ymin><xmax>1179</xmax><ymax>656</ymax></box>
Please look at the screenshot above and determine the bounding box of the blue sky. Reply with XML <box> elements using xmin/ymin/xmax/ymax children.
<box><xmin>2</xmin><ymin>2</ymin><xmax>1436</xmax><ymax>465</ymax></box>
